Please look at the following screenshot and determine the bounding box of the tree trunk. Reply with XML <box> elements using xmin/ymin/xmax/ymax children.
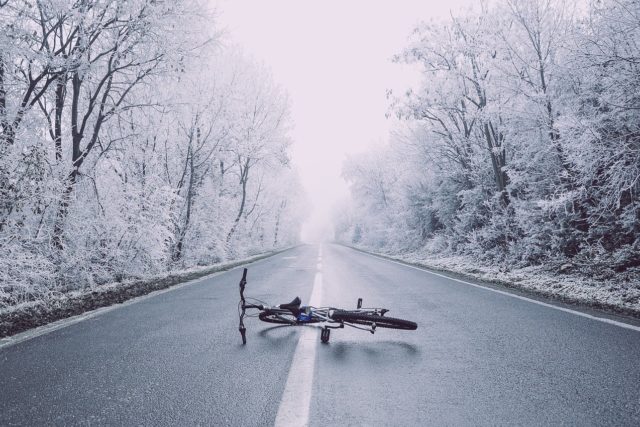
<box><xmin>172</xmin><ymin>151</ymin><xmax>196</xmax><ymax>263</ymax></box>
<box><xmin>226</xmin><ymin>158</ymin><xmax>250</xmax><ymax>244</ymax></box>
<box><xmin>0</xmin><ymin>54</ymin><xmax>6</xmax><ymax>140</ymax></box>
<box><xmin>52</xmin><ymin>72</ymin><xmax>83</xmax><ymax>249</ymax></box>
<box><xmin>273</xmin><ymin>199</ymin><xmax>286</xmax><ymax>247</ymax></box>
<box><xmin>52</xmin><ymin>171</ymin><xmax>77</xmax><ymax>250</ymax></box>
<box><xmin>54</xmin><ymin>74</ymin><xmax>66</xmax><ymax>161</ymax></box>
<box><xmin>483</xmin><ymin>122</ymin><xmax>509</xmax><ymax>205</ymax></box>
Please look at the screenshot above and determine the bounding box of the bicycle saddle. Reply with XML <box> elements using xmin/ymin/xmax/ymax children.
<box><xmin>279</xmin><ymin>297</ymin><xmax>302</xmax><ymax>316</ymax></box>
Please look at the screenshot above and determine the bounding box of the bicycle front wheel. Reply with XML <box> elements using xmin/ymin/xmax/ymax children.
<box><xmin>331</xmin><ymin>311</ymin><xmax>417</xmax><ymax>330</ymax></box>
<box><xmin>258</xmin><ymin>309</ymin><xmax>322</xmax><ymax>325</ymax></box>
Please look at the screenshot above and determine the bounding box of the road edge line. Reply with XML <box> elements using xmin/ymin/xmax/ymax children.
<box><xmin>0</xmin><ymin>250</ymin><xmax>288</xmax><ymax>350</ymax></box>
<box><xmin>347</xmin><ymin>246</ymin><xmax>640</xmax><ymax>333</ymax></box>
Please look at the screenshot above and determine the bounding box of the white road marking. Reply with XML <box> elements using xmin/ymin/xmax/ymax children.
<box><xmin>356</xmin><ymin>249</ymin><xmax>640</xmax><ymax>333</ymax></box>
<box><xmin>316</xmin><ymin>262</ymin><xmax>322</xmax><ymax>270</ymax></box>
<box><xmin>274</xmin><ymin>269</ymin><xmax>323</xmax><ymax>427</ymax></box>
<box><xmin>282</xmin><ymin>256</ymin><xmax>297</xmax><ymax>260</ymax></box>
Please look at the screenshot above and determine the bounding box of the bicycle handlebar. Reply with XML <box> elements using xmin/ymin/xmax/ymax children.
<box><xmin>239</xmin><ymin>268</ymin><xmax>247</xmax><ymax>301</ymax></box>
<box><xmin>238</xmin><ymin>268</ymin><xmax>248</xmax><ymax>344</ymax></box>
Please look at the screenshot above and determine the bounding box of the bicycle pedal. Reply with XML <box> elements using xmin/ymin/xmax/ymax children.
<box><xmin>321</xmin><ymin>328</ymin><xmax>331</xmax><ymax>343</ymax></box>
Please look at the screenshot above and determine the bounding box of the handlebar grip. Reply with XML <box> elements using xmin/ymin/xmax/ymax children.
<box><xmin>239</xmin><ymin>268</ymin><xmax>247</xmax><ymax>299</ymax></box>
<box><xmin>239</xmin><ymin>326</ymin><xmax>247</xmax><ymax>345</ymax></box>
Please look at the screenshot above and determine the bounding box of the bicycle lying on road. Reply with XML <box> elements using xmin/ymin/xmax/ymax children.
<box><xmin>237</xmin><ymin>268</ymin><xmax>417</xmax><ymax>344</ymax></box>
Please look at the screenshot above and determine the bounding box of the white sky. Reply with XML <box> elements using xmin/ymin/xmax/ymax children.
<box><xmin>213</xmin><ymin>0</ymin><xmax>473</xmax><ymax>242</ymax></box>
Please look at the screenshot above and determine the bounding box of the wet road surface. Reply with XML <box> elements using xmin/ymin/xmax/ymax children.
<box><xmin>1</xmin><ymin>244</ymin><xmax>639</xmax><ymax>426</ymax></box>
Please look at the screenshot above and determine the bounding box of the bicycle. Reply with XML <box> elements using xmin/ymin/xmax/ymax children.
<box><xmin>237</xmin><ymin>268</ymin><xmax>417</xmax><ymax>344</ymax></box>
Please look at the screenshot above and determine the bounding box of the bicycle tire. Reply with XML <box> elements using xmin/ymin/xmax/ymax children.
<box><xmin>331</xmin><ymin>311</ymin><xmax>417</xmax><ymax>330</ymax></box>
<box><xmin>258</xmin><ymin>309</ymin><xmax>322</xmax><ymax>325</ymax></box>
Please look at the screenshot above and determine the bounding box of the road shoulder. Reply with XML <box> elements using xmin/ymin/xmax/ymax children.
<box><xmin>0</xmin><ymin>247</ymin><xmax>298</xmax><ymax>340</ymax></box>
<box><xmin>340</xmin><ymin>243</ymin><xmax>640</xmax><ymax>325</ymax></box>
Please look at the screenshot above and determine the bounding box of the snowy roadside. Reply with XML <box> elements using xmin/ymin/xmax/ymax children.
<box><xmin>344</xmin><ymin>245</ymin><xmax>640</xmax><ymax>319</ymax></box>
<box><xmin>0</xmin><ymin>247</ymin><xmax>296</xmax><ymax>338</ymax></box>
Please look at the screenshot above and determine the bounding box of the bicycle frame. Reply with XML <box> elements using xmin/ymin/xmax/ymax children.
<box><xmin>237</xmin><ymin>268</ymin><xmax>416</xmax><ymax>344</ymax></box>
<box><xmin>297</xmin><ymin>306</ymin><xmax>389</xmax><ymax>324</ymax></box>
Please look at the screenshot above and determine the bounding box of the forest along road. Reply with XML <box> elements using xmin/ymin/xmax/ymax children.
<box><xmin>1</xmin><ymin>244</ymin><xmax>640</xmax><ymax>426</ymax></box>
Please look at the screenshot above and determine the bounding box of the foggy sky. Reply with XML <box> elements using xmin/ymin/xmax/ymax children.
<box><xmin>213</xmin><ymin>0</ymin><xmax>475</xmax><ymax>241</ymax></box>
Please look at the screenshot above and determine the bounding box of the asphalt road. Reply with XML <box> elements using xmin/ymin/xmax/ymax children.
<box><xmin>1</xmin><ymin>244</ymin><xmax>639</xmax><ymax>426</ymax></box>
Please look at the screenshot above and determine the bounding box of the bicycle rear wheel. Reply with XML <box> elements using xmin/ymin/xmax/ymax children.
<box><xmin>258</xmin><ymin>309</ymin><xmax>322</xmax><ymax>325</ymax></box>
<box><xmin>331</xmin><ymin>311</ymin><xmax>417</xmax><ymax>330</ymax></box>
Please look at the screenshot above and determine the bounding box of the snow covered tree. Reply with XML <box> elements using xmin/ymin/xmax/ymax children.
<box><xmin>0</xmin><ymin>1</ymin><xmax>306</xmax><ymax>307</ymax></box>
<box><xmin>338</xmin><ymin>0</ymin><xmax>640</xmax><ymax>274</ymax></box>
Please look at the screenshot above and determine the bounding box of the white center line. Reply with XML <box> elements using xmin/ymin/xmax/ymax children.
<box><xmin>274</xmin><ymin>265</ymin><xmax>323</xmax><ymax>426</ymax></box>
